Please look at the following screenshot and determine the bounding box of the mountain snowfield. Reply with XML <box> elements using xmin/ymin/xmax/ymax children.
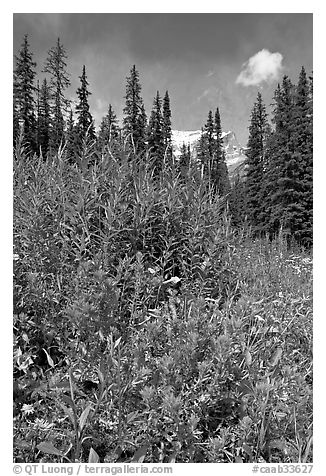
<box><xmin>171</xmin><ymin>129</ymin><xmax>246</xmax><ymax>175</ymax></box>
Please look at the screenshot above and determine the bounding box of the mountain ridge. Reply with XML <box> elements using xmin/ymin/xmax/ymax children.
<box><xmin>171</xmin><ymin>129</ymin><xmax>246</xmax><ymax>175</ymax></box>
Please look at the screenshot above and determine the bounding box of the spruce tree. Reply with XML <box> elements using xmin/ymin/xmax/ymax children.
<box><xmin>205</xmin><ymin>110</ymin><xmax>215</xmax><ymax>162</ymax></box>
<box><xmin>199</xmin><ymin>111</ymin><xmax>215</xmax><ymax>181</ymax></box>
<box><xmin>197</xmin><ymin>127</ymin><xmax>209</xmax><ymax>177</ymax></box>
<box><xmin>13</xmin><ymin>34</ymin><xmax>37</xmax><ymax>151</ymax></box>
<box><xmin>139</xmin><ymin>103</ymin><xmax>148</xmax><ymax>152</ymax></box>
<box><xmin>200</xmin><ymin>108</ymin><xmax>230</xmax><ymax>194</ymax></box>
<box><xmin>293</xmin><ymin>67</ymin><xmax>313</xmax><ymax>245</ymax></box>
<box><xmin>43</xmin><ymin>38</ymin><xmax>70</xmax><ymax>150</ymax></box>
<box><xmin>123</xmin><ymin>65</ymin><xmax>147</xmax><ymax>157</ymax></box>
<box><xmin>65</xmin><ymin>108</ymin><xmax>77</xmax><ymax>161</ymax></box>
<box><xmin>179</xmin><ymin>142</ymin><xmax>191</xmax><ymax>179</ymax></box>
<box><xmin>148</xmin><ymin>91</ymin><xmax>165</xmax><ymax>174</ymax></box>
<box><xmin>36</xmin><ymin>80</ymin><xmax>40</xmax><ymax>148</ymax></box>
<box><xmin>258</xmin><ymin>124</ymin><xmax>273</xmax><ymax>233</ymax></box>
<box><xmin>98</xmin><ymin>104</ymin><xmax>120</xmax><ymax>150</ymax></box>
<box><xmin>265</xmin><ymin>75</ymin><xmax>301</xmax><ymax>243</ymax></box>
<box><xmin>13</xmin><ymin>92</ymin><xmax>20</xmax><ymax>147</ymax></box>
<box><xmin>213</xmin><ymin>107</ymin><xmax>230</xmax><ymax>195</ymax></box>
<box><xmin>97</xmin><ymin>104</ymin><xmax>121</xmax><ymax>159</ymax></box>
<box><xmin>75</xmin><ymin>65</ymin><xmax>96</xmax><ymax>144</ymax></box>
<box><xmin>37</xmin><ymin>78</ymin><xmax>51</xmax><ymax>156</ymax></box>
<box><xmin>245</xmin><ymin>92</ymin><xmax>269</xmax><ymax>235</ymax></box>
<box><xmin>162</xmin><ymin>91</ymin><xmax>173</xmax><ymax>162</ymax></box>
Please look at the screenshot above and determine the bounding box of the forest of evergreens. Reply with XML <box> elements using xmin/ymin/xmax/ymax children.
<box><xmin>13</xmin><ymin>35</ymin><xmax>313</xmax><ymax>464</ymax></box>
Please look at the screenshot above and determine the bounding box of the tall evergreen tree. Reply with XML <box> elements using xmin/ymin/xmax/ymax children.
<box><xmin>197</xmin><ymin>127</ymin><xmax>209</xmax><ymax>177</ymax></box>
<box><xmin>13</xmin><ymin>92</ymin><xmax>20</xmax><ymax>147</ymax></box>
<box><xmin>199</xmin><ymin>111</ymin><xmax>215</xmax><ymax>180</ymax></box>
<box><xmin>265</xmin><ymin>75</ymin><xmax>302</xmax><ymax>242</ymax></box>
<box><xmin>36</xmin><ymin>80</ymin><xmax>40</xmax><ymax>147</ymax></box>
<box><xmin>97</xmin><ymin>104</ymin><xmax>121</xmax><ymax>157</ymax></box>
<box><xmin>65</xmin><ymin>108</ymin><xmax>77</xmax><ymax>161</ymax></box>
<box><xmin>179</xmin><ymin>142</ymin><xmax>191</xmax><ymax>179</ymax></box>
<box><xmin>75</xmin><ymin>65</ymin><xmax>96</xmax><ymax>144</ymax></box>
<box><xmin>162</xmin><ymin>91</ymin><xmax>173</xmax><ymax>162</ymax></box>
<box><xmin>43</xmin><ymin>38</ymin><xmax>70</xmax><ymax>150</ymax></box>
<box><xmin>37</xmin><ymin>78</ymin><xmax>51</xmax><ymax>156</ymax></box>
<box><xmin>139</xmin><ymin>103</ymin><xmax>148</xmax><ymax>152</ymax></box>
<box><xmin>148</xmin><ymin>91</ymin><xmax>165</xmax><ymax>174</ymax></box>
<box><xmin>123</xmin><ymin>65</ymin><xmax>147</xmax><ymax>157</ymax></box>
<box><xmin>200</xmin><ymin>108</ymin><xmax>229</xmax><ymax>194</ymax></box>
<box><xmin>293</xmin><ymin>67</ymin><xmax>313</xmax><ymax>245</ymax></box>
<box><xmin>245</xmin><ymin>92</ymin><xmax>269</xmax><ymax>234</ymax></box>
<box><xmin>13</xmin><ymin>34</ymin><xmax>37</xmax><ymax>151</ymax></box>
<box><xmin>205</xmin><ymin>110</ymin><xmax>215</xmax><ymax>161</ymax></box>
<box><xmin>98</xmin><ymin>104</ymin><xmax>120</xmax><ymax>149</ymax></box>
<box><xmin>213</xmin><ymin>107</ymin><xmax>230</xmax><ymax>195</ymax></box>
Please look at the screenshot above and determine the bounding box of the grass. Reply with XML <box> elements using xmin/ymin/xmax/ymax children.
<box><xmin>13</xmin><ymin>142</ymin><xmax>312</xmax><ymax>463</ymax></box>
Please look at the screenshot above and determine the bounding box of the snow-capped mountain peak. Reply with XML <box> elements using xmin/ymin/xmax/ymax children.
<box><xmin>171</xmin><ymin>129</ymin><xmax>246</xmax><ymax>178</ymax></box>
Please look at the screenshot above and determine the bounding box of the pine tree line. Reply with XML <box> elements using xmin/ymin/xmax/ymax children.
<box><xmin>13</xmin><ymin>38</ymin><xmax>173</xmax><ymax>172</ymax></box>
<box><xmin>196</xmin><ymin>108</ymin><xmax>230</xmax><ymax>195</ymax></box>
<box><xmin>13</xmin><ymin>35</ymin><xmax>312</xmax><ymax>247</ymax></box>
<box><xmin>230</xmin><ymin>67</ymin><xmax>313</xmax><ymax>247</ymax></box>
<box><xmin>13</xmin><ymin>35</ymin><xmax>228</xmax><ymax>194</ymax></box>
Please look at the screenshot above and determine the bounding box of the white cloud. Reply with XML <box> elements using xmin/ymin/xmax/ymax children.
<box><xmin>197</xmin><ymin>89</ymin><xmax>210</xmax><ymax>102</ymax></box>
<box><xmin>196</xmin><ymin>87</ymin><xmax>220</xmax><ymax>103</ymax></box>
<box><xmin>236</xmin><ymin>49</ymin><xmax>283</xmax><ymax>87</ymax></box>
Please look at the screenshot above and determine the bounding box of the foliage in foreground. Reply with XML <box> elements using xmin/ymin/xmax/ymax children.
<box><xmin>13</xmin><ymin>146</ymin><xmax>312</xmax><ymax>463</ymax></box>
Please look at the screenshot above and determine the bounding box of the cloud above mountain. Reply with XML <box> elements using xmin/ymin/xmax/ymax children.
<box><xmin>236</xmin><ymin>49</ymin><xmax>283</xmax><ymax>86</ymax></box>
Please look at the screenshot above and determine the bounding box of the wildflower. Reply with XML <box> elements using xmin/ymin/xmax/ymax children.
<box><xmin>13</xmin><ymin>253</ymin><xmax>19</xmax><ymax>261</ymax></box>
<box><xmin>22</xmin><ymin>404</ymin><xmax>34</xmax><ymax>415</ymax></box>
<box><xmin>163</xmin><ymin>276</ymin><xmax>181</xmax><ymax>285</ymax></box>
<box><xmin>302</xmin><ymin>257</ymin><xmax>312</xmax><ymax>264</ymax></box>
<box><xmin>34</xmin><ymin>418</ymin><xmax>54</xmax><ymax>430</ymax></box>
<box><xmin>140</xmin><ymin>385</ymin><xmax>155</xmax><ymax>402</ymax></box>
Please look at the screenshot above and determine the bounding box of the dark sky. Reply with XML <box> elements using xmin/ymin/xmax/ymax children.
<box><xmin>13</xmin><ymin>13</ymin><xmax>313</xmax><ymax>145</ymax></box>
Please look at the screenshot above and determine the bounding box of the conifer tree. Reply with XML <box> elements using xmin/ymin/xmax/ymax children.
<box><xmin>308</xmin><ymin>72</ymin><xmax>313</xmax><ymax>104</ymax></box>
<box><xmin>200</xmin><ymin>108</ymin><xmax>230</xmax><ymax>194</ymax></box>
<box><xmin>37</xmin><ymin>78</ymin><xmax>51</xmax><ymax>156</ymax></box>
<box><xmin>213</xmin><ymin>107</ymin><xmax>230</xmax><ymax>195</ymax></box>
<box><xmin>13</xmin><ymin>92</ymin><xmax>20</xmax><ymax>147</ymax></box>
<box><xmin>187</xmin><ymin>143</ymin><xmax>191</xmax><ymax>163</ymax></box>
<box><xmin>199</xmin><ymin>112</ymin><xmax>215</xmax><ymax>180</ymax></box>
<box><xmin>245</xmin><ymin>92</ymin><xmax>269</xmax><ymax>234</ymax></box>
<box><xmin>265</xmin><ymin>75</ymin><xmax>303</xmax><ymax>243</ymax></box>
<box><xmin>197</xmin><ymin>127</ymin><xmax>209</xmax><ymax>177</ymax></box>
<box><xmin>148</xmin><ymin>91</ymin><xmax>165</xmax><ymax>174</ymax></box>
<box><xmin>65</xmin><ymin>108</ymin><xmax>77</xmax><ymax>161</ymax></box>
<box><xmin>98</xmin><ymin>104</ymin><xmax>120</xmax><ymax>150</ymax></box>
<box><xmin>139</xmin><ymin>103</ymin><xmax>148</xmax><ymax>150</ymax></box>
<box><xmin>123</xmin><ymin>65</ymin><xmax>147</xmax><ymax>157</ymax></box>
<box><xmin>179</xmin><ymin>142</ymin><xmax>191</xmax><ymax>179</ymax></box>
<box><xmin>293</xmin><ymin>67</ymin><xmax>313</xmax><ymax>245</ymax></box>
<box><xmin>13</xmin><ymin>34</ymin><xmax>37</xmax><ymax>151</ymax></box>
<box><xmin>162</xmin><ymin>91</ymin><xmax>173</xmax><ymax>162</ymax></box>
<box><xmin>262</xmin><ymin>70</ymin><xmax>314</xmax><ymax>246</ymax></box>
<box><xmin>204</xmin><ymin>110</ymin><xmax>215</xmax><ymax>164</ymax></box>
<box><xmin>36</xmin><ymin>80</ymin><xmax>40</xmax><ymax>147</ymax></box>
<box><xmin>43</xmin><ymin>38</ymin><xmax>70</xmax><ymax>150</ymax></box>
<box><xmin>75</xmin><ymin>65</ymin><xmax>96</xmax><ymax>144</ymax></box>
